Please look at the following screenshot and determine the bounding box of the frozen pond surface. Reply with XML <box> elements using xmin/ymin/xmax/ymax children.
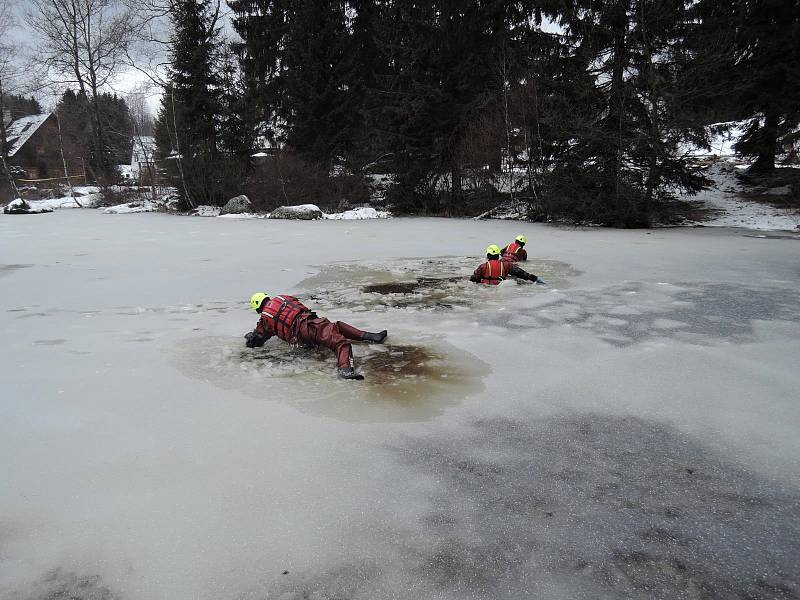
<box><xmin>1</xmin><ymin>212</ymin><xmax>799</xmax><ymax>599</ymax></box>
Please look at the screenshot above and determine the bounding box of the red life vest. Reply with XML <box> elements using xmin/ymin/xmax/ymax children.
<box><xmin>503</xmin><ymin>242</ymin><xmax>523</xmax><ymax>262</ymax></box>
<box><xmin>481</xmin><ymin>259</ymin><xmax>508</xmax><ymax>285</ymax></box>
<box><xmin>261</xmin><ymin>295</ymin><xmax>310</xmax><ymax>342</ymax></box>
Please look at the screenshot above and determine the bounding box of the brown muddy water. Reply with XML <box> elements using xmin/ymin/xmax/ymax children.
<box><xmin>174</xmin><ymin>337</ymin><xmax>490</xmax><ymax>424</ymax></box>
<box><xmin>362</xmin><ymin>277</ymin><xmax>463</xmax><ymax>295</ymax></box>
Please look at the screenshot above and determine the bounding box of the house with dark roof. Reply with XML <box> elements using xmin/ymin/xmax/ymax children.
<box><xmin>2</xmin><ymin>113</ymin><xmax>76</xmax><ymax>181</ymax></box>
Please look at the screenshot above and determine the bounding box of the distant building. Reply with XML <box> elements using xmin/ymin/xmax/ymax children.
<box><xmin>2</xmin><ymin>113</ymin><xmax>75</xmax><ymax>181</ymax></box>
<box><xmin>130</xmin><ymin>135</ymin><xmax>157</xmax><ymax>182</ymax></box>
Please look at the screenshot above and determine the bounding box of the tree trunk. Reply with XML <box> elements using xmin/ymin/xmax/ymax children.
<box><xmin>609</xmin><ymin>0</ymin><xmax>629</xmax><ymax>222</ymax></box>
<box><xmin>749</xmin><ymin>111</ymin><xmax>779</xmax><ymax>173</ymax></box>
<box><xmin>450</xmin><ymin>162</ymin><xmax>463</xmax><ymax>215</ymax></box>
<box><xmin>56</xmin><ymin>113</ymin><xmax>80</xmax><ymax>207</ymax></box>
<box><xmin>0</xmin><ymin>81</ymin><xmax>25</xmax><ymax>205</ymax></box>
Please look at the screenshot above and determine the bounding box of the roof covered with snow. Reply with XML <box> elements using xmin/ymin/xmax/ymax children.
<box><xmin>4</xmin><ymin>113</ymin><xmax>51</xmax><ymax>157</ymax></box>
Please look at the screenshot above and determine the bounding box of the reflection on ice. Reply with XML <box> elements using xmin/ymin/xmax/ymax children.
<box><xmin>174</xmin><ymin>336</ymin><xmax>490</xmax><ymax>423</ymax></box>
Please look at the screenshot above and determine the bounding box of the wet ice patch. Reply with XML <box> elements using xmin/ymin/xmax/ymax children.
<box><xmin>481</xmin><ymin>282</ymin><xmax>800</xmax><ymax>347</ymax></box>
<box><xmin>112</xmin><ymin>300</ymin><xmax>240</xmax><ymax>316</ymax></box>
<box><xmin>173</xmin><ymin>336</ymin><xmax>489</xmax><ymax>423</ymax></box>
<box><xmin>13</xmin><ymin>570</ymin><xmax>116</xmax><ymax>600</ymax></box>
<box><xmin>249</xmin><ymin>414</ymin><xmax>800</xmax><ymax>599</ymax></box>
<box><xmin>392</xmin><ymin>414</ymin><xmax>800</xmax><ymax>600</ymax></box>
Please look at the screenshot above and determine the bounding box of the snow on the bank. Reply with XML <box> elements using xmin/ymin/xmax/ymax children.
<box><xmin>680</xmin><ymin>162</ymin><xmax>800</xmax><ymax>231</ymax></box>
<box><xmin>192</xmin><ymin>205</ymin><xmax>269</xmax><ymax>218</ymax></box>
<box><xmin>23</xmin><ymin>186</ymin><xmax>102</xmax><ymax>211</ymax></box>
<box><xmin>218</xmin><ymin>212</ymin><xmax>267</xmax><ymax>219</ymax></box>
<box><xmin>325</xmin><ymin>207</ymin><xmax>391</xmax><ymax>220</ymax></box>
<box><xmin>191</xmin><ymin>204</ymin><xmax>389</xmax><ymax>219</ymax></box>
<box><xmin>190</xmin><ymin>205</ymin><xmax>221</xmax><ymax>217</ymax></box>
<box><xmin>3</xmin><ymin>198</ymin><xmax>52</xmax><ymax>214</ymax></box>
<box><xmin>103</xmin><ymin>200</ymin><xmax>164</xmax><ymax>214</ymax></box>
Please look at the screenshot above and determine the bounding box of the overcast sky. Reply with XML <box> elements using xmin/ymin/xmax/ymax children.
<box><xmin>6</xmin><ymin>1</ymin><xmax>561</xmax><ymax>115</ymax></box>
<box><xmin>6</xmin><ymin>0</ymin><xmax>168</xmax><ymax>113</ymax></box>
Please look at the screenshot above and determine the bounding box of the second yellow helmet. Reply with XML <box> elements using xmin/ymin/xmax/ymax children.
<box><xmin>515</xmin><ymin>234</ymin><xmax>527</xmax><ymax>244</ymax></box>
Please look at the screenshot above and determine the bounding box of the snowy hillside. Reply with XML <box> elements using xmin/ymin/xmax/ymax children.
<box><xmin>675</xmin><ymin>121</ymin><xmax>800</xmax><ymax>231</ymax></box>
<box><xmin>679</xmin><ymin>161</ymin><xmax>800</xmax><ymax>231</ymax></box>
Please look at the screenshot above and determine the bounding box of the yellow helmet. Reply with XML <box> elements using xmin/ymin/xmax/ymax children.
<box><xmin>250</xmin><ymin>292</ymin><xmax>268</xmax><ymax>312</ymax></box>
<box><xmin>486</xmin><ymin>244</ymin><xmax>502</xmax><ymax>257</ymax></box>
<box><xmin>515</xmin><ymin>234</ymin><xmax>527</xmax><ymax>244</ymax></box>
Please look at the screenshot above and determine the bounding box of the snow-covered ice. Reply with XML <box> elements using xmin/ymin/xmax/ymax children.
<box><xmin>1</xmin><ymin>213</ymin><xmax>799</xmax><ymax>599</ymax></box>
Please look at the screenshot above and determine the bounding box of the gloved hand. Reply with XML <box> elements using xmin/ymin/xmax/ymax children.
<box><xmin>535</xmin><ymin>277</ymin><xmax>546</xmax><ymax>285</ymax></box>
<box><xmin>244</xmin><ymin>331</ymin><xmax>266</xmax><ymax>348</ymax></box>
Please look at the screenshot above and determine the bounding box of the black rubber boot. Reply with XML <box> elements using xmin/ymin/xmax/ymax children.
<box><xmin>338</xmin><ymin>367</ymin><xmax>365</xmax><ymax>380</ymax></box>
<box><xmin>362</xmin><ymin>330</ymin><xmax>388</xmax><ymax>343</ymax></box>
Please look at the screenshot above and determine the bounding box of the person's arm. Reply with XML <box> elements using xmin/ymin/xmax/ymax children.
<box><xmin>510</xmin><ymin>264</ymin><xmax>538</xmax><ymax>282</ymax></box>
<box><xmin>469</xmin><ymin>264</ymin><xmax>485</xmax><ymax>283</ymax></box>
<box><xmin>520</xmin><ymin>248</ymin><xmax>528</xmax><ymax>261</ymax></box>
<box><xmin>245</xmin><ymin>317</ymin><xmax>273</xmax><ymax>347</ymax></box>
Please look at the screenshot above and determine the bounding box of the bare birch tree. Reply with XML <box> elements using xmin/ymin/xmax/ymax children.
<box><xmin>26</xmin><ymin>0</ymin><xmax>138</xmax><ymax>184</ymax></box>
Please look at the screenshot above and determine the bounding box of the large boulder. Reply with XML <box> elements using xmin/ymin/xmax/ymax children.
<box><xmin>219</xmin><ymin>194</ymin><xmax>253</xmax><ymax>215</ymax></box>
<box><xmin>268</xmin><ymin>204</ymin><xmax>323</xmax><ymax>220</ymax></box>
<box><xmin>3</xmin><ymin>198</ymin><xmax>52</xmax><ymax>214</ymax></box>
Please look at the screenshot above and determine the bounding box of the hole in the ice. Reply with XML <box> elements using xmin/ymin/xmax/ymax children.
<box><xmin>300</xmin><ymin>257</ymin><xmax>578</xmax><ymax>313</ymax></box>
<box><xmin>363</xmin><ymin>277</ymin><xmax>463</xmax><ymax>295</ymax></box>
<box><xmin>173</xmin><ymin>337</ymin><xmax>489</xmax><ymax>423</ymax></box>
<box><xmin>363</xmin><ymin>281</ymin><xmax>421</xmax><ymax>294</ymax></box>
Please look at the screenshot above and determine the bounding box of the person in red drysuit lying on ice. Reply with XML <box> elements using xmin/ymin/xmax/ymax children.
<box><xmin>245</xmin><ymin>293</ymin><xmax>387</xmax><ymax>380</ymax></box>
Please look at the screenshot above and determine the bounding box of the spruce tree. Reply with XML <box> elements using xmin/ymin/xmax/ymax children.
<box><xmin>229</xmin><ymin>0</ymin><xmax>295</xmax><ymax>148</ymax></box>
<box><xmin>379</xmin><ymin>1</ymin><xmax>539</xmax><ymax>214</ymax></box>
<box><xmin>281</xmin><ymin>0</ymin><xmax>353</xmax><ymax>165</ymax></box>
<box><xmin>156</xmin><ymin>0</ymin><xmax>226</xmax><ymax>206</ymax></box>
<box><xmin>340</xmin><ymin>0</ymin><xmax>385</xmax><ymax>168</ymax></box>
<box><xmin>550</xmin><ymin>0</ymin><xmax>708</xmax><ymax>226</ymax></box>
<box><xmin>4</xmin><ymin>95</ymin><xmax>42</xmax><ymax>120</ymax></box>
<box><xmin>730</xmin><ymin>0</ymin><xmax>800</xmax><ymax>172</ymax></box>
